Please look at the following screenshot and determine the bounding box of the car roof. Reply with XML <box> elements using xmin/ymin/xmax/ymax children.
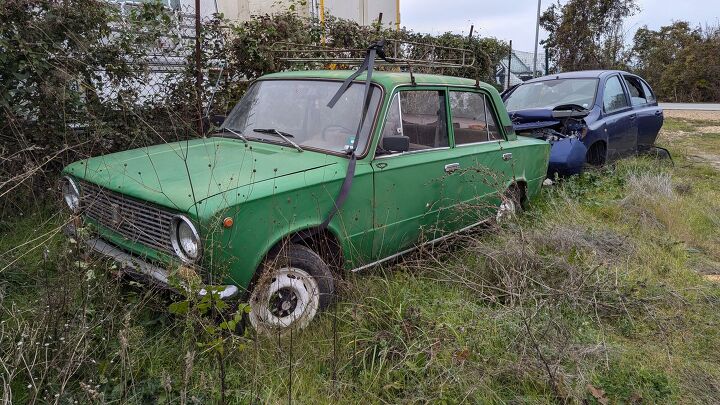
<box><xmin>523</xmin><ymin>69</ymin><xmax>635</xmax><ymax>83</ymax></box>
<box><xmin>261</xmin><ymin>70</ymin><xmax>497</xmax><ymax>92</ymax></box>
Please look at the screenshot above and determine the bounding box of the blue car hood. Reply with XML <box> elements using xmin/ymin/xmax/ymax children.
<box><xmin>508</xmin><ymin>109</ymin><xmax>561</xmax><ymax>131</ymax></box>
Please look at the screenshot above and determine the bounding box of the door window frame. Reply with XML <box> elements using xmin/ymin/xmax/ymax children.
<box><xmin>602</xmin><ymin>74</ymin><xmax>632</xmax><ymax>116</ymax></box>
<box><xmin>374</xmin><ymin>86</ymin><xmax>452</xmax><ymax>159</ymax></box>
<box><xmin>622</xmin><ymin>74</ymin><xmax>653</xmax><ymax>107</ymax></box>
<box><xmin>446</xmin><ymin>88</ymin><xmax>507</xmax><ymax>147</ymax></box>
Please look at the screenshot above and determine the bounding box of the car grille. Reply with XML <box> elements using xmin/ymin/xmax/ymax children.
<box><xmin>80</xmin><ymin>181</ymin><xmax>175</xmax><ymax>255</ymax></box>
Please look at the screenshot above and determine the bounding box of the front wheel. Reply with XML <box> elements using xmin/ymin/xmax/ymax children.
<box><xmin>248</xmin><ymin>244</ymin><xmax>334</xmax><ymax>334</ymax></box>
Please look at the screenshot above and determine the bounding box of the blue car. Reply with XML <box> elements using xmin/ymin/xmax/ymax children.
<box><xmin>502</xmin><ymin>70</ymin><xmax>664</xmax><ymax>176</ymax></box>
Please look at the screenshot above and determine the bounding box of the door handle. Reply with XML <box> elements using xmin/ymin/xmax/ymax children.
<box><xmin>629</xmin><ymin>114</ymin><xmax>637</xmax><ymax>120</ymax></box>
<box><xmin>654</xmin><ymin>110</ymin><xmax>662</xmax><ymax>116</ymax></box>
<box><xmin>502</xmin><ymin>152</ymin><xmax>513</xmax><ymax>161</ymax></box>
<box><xmin>444</xmin><ymin>163</ymin><xmax>460</xmax><ymax>173</ymax></box>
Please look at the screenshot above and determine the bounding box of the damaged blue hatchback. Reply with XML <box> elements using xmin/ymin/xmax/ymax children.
<box><xmin>502</xmin><ymin>70</ymin><xmax>664</xmax><ymax>176</ymax></box>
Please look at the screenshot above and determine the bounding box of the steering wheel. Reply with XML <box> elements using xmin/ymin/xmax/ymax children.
<box><xmin>321</xmin><ymin>125</ymin><xmax>356</xmax><ymax>142</ymax></box>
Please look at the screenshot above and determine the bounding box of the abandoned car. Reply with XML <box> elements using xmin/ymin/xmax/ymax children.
<box><xmin>502</xmin><ymin>70</ymin><xmax>664</xmax><ymax>176</ymax></box>
<box><xmin>62</xmin><ymin>68</ymin><xmax>550</xmax><ymax>333</ymax></box>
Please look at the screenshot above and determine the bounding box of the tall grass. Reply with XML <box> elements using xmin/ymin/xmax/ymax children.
<box><xmin>2</xmin><ymin>119</ymin><xmax>720</xmax><ymax>403</ymax></box>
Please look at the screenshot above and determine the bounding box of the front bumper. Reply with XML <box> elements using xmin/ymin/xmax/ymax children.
<box><xmin>548</xmin><ymin>138</ymin><xmax>587</xmax><ymax>176</ymax></box>
<box><xmin>66</xmin><ymin>225</ymin><xmax>239</xmax><ymax>300</ymax></box>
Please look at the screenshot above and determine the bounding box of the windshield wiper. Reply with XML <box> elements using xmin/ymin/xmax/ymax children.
<box><xmin>216</xmin><ymin>127</ymin><xmax>248</xmax><ymax>144</ymax></box>
<box><xmin>253</xmin><ymin>128</ymin><xmax>303</xmax><ymax>152</ymax></box>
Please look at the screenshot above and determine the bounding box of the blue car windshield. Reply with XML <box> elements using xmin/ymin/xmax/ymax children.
<box><xmin>505</xmin><ymin>78</ymin><xmax>598</xmax><ymax>111</ymax></box>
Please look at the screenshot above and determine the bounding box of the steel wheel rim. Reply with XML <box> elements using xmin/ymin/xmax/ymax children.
<box><xmin>496</xmin><ymin>198</ymin><xmax>516</xmax><ymax>222</ymax></box>
<box><xmin>249</xmin><ymin>267</ymin><xmax>320</xmax><ymax>330</ymax></box>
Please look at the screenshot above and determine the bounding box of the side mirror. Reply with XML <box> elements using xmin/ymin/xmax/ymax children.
<box><xmin>382</xmin><ymin>136</ymin><xmax>410</xmax><ymax>153</ymax></box>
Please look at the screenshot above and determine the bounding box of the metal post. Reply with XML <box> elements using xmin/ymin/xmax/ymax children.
<box><xmin>545</xmin><ymin>45</ymin><xmax>549</xmax><ymax>75</ymax></box>
<box><xmin>195</xmin><ymin>0</ymin><xmax>203</xmax><ymax>135</ymax></box>
<box><xmin>532</xmin><ymin>0</ymin><xmax>541</xmax><ymax>77</ymax></box>
<box><xmin>507</xmin><ymin>40</ymin><xmax>512</xmax><ymax>90</ymax></box>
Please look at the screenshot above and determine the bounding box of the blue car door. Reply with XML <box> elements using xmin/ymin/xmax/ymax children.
<box><xmin>624</xmin><ymin>76</ymin><xmax>663</xmax><ymax>151</ymax></box>
<box><xmin>601</xmin><ymin>74</ymin><xmax>638</xmax><ymax>160</ymax></box>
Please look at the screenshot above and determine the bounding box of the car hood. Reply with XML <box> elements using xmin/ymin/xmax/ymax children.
<box><xmin>63</xmin><ymin>137</ymin><xmax>342</xmax><ymax>212</ymax></box>
<box><xmin>508</xmin><ymin>107</ymin><xmax>591</xmax><ymax>131</ymax></box>
<box><xmin>507</xmin><ymin>108</ymin><xmax>561</xmax><ymax>131</ymax></box>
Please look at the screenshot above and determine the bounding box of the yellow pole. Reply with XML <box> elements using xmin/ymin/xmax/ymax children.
<box><xmin>395</xmin><ymin>0</ymin><xmax>400</xmax><ymax>31</ymax></box>
<box><xmin>320</xmin><ymin>0</ymin><xmax>325</xmax><ymax>43</ymax></box>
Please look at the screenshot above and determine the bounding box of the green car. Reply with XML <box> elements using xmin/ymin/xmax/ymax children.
<box><xmin>61</xmin><ymin>70</ymin><xmax>550</xmax><ymax>332</ymax></box>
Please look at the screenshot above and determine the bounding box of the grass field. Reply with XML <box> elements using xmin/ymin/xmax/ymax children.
<box><xmin>1</xmin><ymin>115</ymin><xmax>720</xmax><ymax>404</ymax></box>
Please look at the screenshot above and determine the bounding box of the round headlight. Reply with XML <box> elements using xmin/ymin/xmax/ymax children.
<box><xmin>61</xmin><ymin>176</ymin><xmax>81</xmax><ymax>212</ymax></box>
<box><xmin>171</xmin><ymin>216</ymin><xmax>201</xmax><ymax>263</ymax></box>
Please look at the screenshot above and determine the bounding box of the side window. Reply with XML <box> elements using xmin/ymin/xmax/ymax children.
<box><xmin>449</xmin><ymin>91</ymin><xmax>504</xmax><ymax>144</ymax></box>
<box><xmin>603</xmin><ymin>76</ymin><xmax>629</xmax><ymax>113</ymax></box>
<box><xmin>449</xmin><ymin>92</ymin><xmax>488</xmax><ymax>144</ymax></box>
<box><xmin>623</xmin><ymin>76</ymin><xmax>647</xmax><ymax>106</ymax></box>
<box><xmin>640</xmin><ymin>80</ymin><xmax>656</xmax><ymax>103</ymax></box>
<box><xmin>399</xmin><ymin>90</ymin><xmax>449</xmax><ymax>151</ymax></box>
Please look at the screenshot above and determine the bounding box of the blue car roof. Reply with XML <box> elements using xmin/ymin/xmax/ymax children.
<box><xmin>523</xmin><ymin>70</ymin><xmax>631</xmax><ymax>83</ymax></box>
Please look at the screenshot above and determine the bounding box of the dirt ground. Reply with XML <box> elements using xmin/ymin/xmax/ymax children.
<box><xmin>660</xmin><ymin>109</ymin><xmax>720</xmax><ymax>171</ymax></box>
<box><xmin>662</xmin><ymin>109</ymin><xmax>720</xmax><ymax>121</ymax></box>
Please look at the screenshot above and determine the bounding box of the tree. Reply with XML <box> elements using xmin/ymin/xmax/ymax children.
<box><xmin>632</xmin><ymin>22</ymin><xmax>720</xmax><ymax>102</ymax></box>
<box><xmin>540</xmin><ymin>0</ymin><xmax>639</xmax><ymax>72</ymax></box>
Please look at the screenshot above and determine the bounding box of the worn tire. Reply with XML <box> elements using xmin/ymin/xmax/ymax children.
<box><xmin>495</xmin><ymin>184</ymin><xmax>525</xmax><ymax>223</ymax></box>
<box><xmin>248</xmin><ymin>244</ymin><xmax>334</xmax><ymax>335</ymax></box>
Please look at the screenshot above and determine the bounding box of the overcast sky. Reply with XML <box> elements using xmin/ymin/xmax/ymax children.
<box><xmin>400</xmin><ymin>0</ymin><xmax>720</xmax><ymax>50</ymax></box>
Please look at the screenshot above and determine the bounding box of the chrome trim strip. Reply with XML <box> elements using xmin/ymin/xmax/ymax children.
<box><xmin>351</xmin><ymin>218</ymin><xmax>490</xmax><ymax>272</ymax></box>
<box><xmin>374</xmin><ymin>146</ymin><xmax>451</xmax><ymax>159</ymax></box>
<box><xmin>455</xmin><ymin>139</ymin><xmax>504</xmax><ymax>147</ymax></box>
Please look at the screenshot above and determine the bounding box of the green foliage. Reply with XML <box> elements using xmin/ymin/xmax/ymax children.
<box><xmin>540</xmin><ymin>0</ymin><xmax>639</xmax><ymax>71</ymax></box>
<box><xmin>632</xmin><ymin>21</ymin><xmax>720</xmax><ymax>102</ymax></box>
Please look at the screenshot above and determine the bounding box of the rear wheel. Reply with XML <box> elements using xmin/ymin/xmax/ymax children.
<box><xmin>248</xmin><ymin>244</ymin><xmax>334</xmax><ymax>334</ymax></box>
<box><xmin>496</xmin><ymin>184</ymin><xmax>525</xmax><ymax>223</ymax></box>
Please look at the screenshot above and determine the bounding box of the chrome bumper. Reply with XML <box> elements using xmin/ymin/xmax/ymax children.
<box><xmin>67</xmin><ymin>226</ymin><xmax>239</xmax><ymax>300</ymax></box>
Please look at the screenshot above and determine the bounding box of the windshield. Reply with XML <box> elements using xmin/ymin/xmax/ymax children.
<box><xmin>222</xmin><ymin>79</ymin><xmax>381</xmax><ymax>154</ymax></box>
<box><xmin>505</xmin><ymin>78</ymin><xmax>598</xmax><ymax>111</ymax></box>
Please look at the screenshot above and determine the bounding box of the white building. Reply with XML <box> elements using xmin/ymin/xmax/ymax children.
<box><xmin>116</xmin><ymin>0</ymin><xmax>400</xmax><ymax>28</ymax></box>
<box><xmin>217</xmin><ymin>0</ymin><xmax>399</xmax><ymax>28</ymax></box>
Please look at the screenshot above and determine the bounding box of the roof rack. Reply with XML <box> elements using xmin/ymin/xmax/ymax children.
<box><xmin>271</xmin><ymin>39</ymin><xmax>476</xmax><ymax>71</ymax></box>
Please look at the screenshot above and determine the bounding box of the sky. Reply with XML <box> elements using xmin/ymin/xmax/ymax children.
<box><xmin>400</xmin><ymin>0</ymin><xmax>720</xmax><ymax>51</ymax></box>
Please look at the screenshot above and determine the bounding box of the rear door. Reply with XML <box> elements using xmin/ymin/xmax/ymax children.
<box><xmin>370</xmin><ymin>88</ymin><xmax>456</xmax><ymax>259</ymax></box>
<box><xmin>441</xmin><ymin>89</ymin><xmax>511</xmax><ymax>231</ymax></box>
<box><xmin>625</xmin><ymin>76</ymin><xmax>663</xmax><ymax>151</ymax></box>
<box><xmin>602</xmin><ymin>74</ymin><xmax>638</xmax><ymax>159</ymax></box>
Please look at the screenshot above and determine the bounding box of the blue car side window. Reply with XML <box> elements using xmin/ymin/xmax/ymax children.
<box><xmin>603</xmin><ymin>76</ymin><xmax>629</xmax><ymax>113</ymax></box>
<box><xmin>640</xmin><ymin>81</ymin><xmax>657</xmax><ymax>104</ymax></box>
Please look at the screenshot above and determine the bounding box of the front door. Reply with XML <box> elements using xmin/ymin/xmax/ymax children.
<box><xmin>370</xmin><ymin>88</ymin><xmax>456</xmax><ymax>260</ymax></box>
<box><xmin>602</xmin><ymin>74</ymin><xmax>638</xmax><ymax>159</ymax></box>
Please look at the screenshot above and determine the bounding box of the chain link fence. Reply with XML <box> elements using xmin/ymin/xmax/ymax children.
<box><xmin>495</xmin><ymin>49</ymin><xmax>550</xmax><ymax>89</ymax></box>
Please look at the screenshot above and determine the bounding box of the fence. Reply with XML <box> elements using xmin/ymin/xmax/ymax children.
<box><xmin>495</xmin><ymin>48</ymin><xmax>551</xmax><ymax>89</ymax></box>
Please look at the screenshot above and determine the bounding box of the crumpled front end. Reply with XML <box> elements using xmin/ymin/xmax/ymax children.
<box><xmin>509</xmin><ymin>107</ymin><xmax>591</xmax><ymax>176</ymax></box>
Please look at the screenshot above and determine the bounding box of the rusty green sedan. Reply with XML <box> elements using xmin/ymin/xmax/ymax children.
<box><xmin>61</xmin><ymin>69</ymin><xmax>550</xmax><ymax>333</ymax></box>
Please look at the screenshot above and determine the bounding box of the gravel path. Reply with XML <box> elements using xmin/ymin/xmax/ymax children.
<box><xmin>663</xmin><ymin>110</ymin><xmax>720</xmax><ymax>121</ymax></box>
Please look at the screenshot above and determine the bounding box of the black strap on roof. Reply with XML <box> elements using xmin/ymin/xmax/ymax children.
<box><xmin>320</xmin><ymin>40</ymin><xmax>394</xmax><ymax>230</ymax></box>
